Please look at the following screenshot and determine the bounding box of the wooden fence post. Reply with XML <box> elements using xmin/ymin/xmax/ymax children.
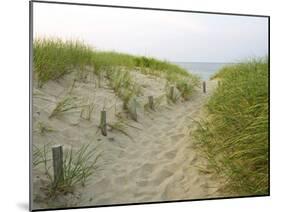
<box><xmin>52</xmin><ymin>145</ymin><xmax>64</xmax><ymax>186</ymax></box>
<box><xmin>100</xmin><ymin>110</ymin><xmax>107</xmax><ymax>136</ymax></box>
<box><xmin>170</xmin><ymin>86</ymin><xmax>174</xmax><ymax>100</ymax></box>
<box><xmin>148</xmin><ymin>96</ymin><xmax>154</xmax><ymax>110</ymax></box>
<box><xmin>203</xmin><ymin>81</ymin><xmax>206</xmax><ymax>93</ymax></box>
<box><xmin>131</xmin><ymin>98</ymin><xmax>138</xmax><ymax>121</ymax></box>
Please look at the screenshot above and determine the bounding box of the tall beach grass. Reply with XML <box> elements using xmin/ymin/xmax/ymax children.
<box><xmin>193</xmin><ymin>58</ymin><xmax>269</xmax><ymax>195</ymax></box>
<box><xmin>33</xmin><ymin>143</ymin><xmax>102</xmax><ymax>196</ymax></box>
<box><xmin>33</xmin><ymin>38</ymin><xmax>199</xmax><ymax>100</ymax></box>
<box><xmin>34</xmin><ymin>38</ymin><xmax>93</xmax><ymax>87</ymax></box>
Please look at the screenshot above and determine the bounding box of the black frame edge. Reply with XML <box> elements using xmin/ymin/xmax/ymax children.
<box><xmin>267</xmin><ymin>16</ymin><xmax>270</xmax><ymax>196</ymax></box>
<box><xmin>29</xmin><ymin>0</ymin><xmax>34</xmax><ymax>211</ymax></box>
<box><xmin>31</xmin><ymin>194</ymin><xmax>270</xmax><ymax>212</ymax></box>
<box><xmin>30</xmin><ymin>0</ymin><xmax>269</xmax><ymax>18</ymax></box>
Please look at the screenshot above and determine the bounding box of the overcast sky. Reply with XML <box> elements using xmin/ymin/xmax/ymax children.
<box><xmin>33</xmin><ymin>2</ymin><xmax>268</xmax><ymax>63</ymax></box>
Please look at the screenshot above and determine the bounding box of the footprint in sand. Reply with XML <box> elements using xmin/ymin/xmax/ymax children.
<box><xmin>162</xmin><ymin>181</ymin><xmax>186</xmax><ymax>200</ymax></box>
<box><xmin>170</xmin><ymin>133</ymin><xmax>185</xmax><ymax>141</ymax></box>
<box><xmin>136</xmin><ymin>163</ymin><xmax>179</xmax><ymax>188</ymax></box>
<box><xmin>136</xmin><ymin>180</ymin><xmax>149</xmax><ymax>187</ymax></box>
<box><xmin>151</xmin><ymin>149</ymin><xmax>161</xmax><ymax>156</ymax></box>
<box><xmin>135</xmin><ymin>163</ymin><xmax>157</xmax><ymax>178</ymax></box>
<box><xmin>163</xmin><ymin>162</ymin><xmax>180</xmax><ymax>174</ymax></box>
<box><xmin>177</xmin><ymin>127</ymin><xmax>185</xmax><ymax>133</ymax></box>
<box><xmin>95</xmin><ymin>197</ymin><xmax>112</xmax><ymax>205</ymax></box>
<box><xmin>93</xmin><ymin>178</ymin><xmax>113</xmax><ymax>195</ymax></box>
<box><xmin>152</xmin><ymin>170</ymin><xmax>173</xmax><ymax>186</ymax></box>
<box><xmin>189</xmin><ymin>154</ymin><xmax>199</xmax><ymax>165</ymax></box>
<box><xmin>153</xmin><ymin>131</ymin><xmax>163</xmax><ymax>137</ymax></box>
<box><xmin>176</xmin><ymin>114</ymin><xmax>185</xmax><ymax>120</ymax></box>
<box><xmin>199</xmin><ymin>182</ymin><xmax>209</xmax><ymax>192</ymax></box>
<box><xmin>191</xmin><ymin>177</ymin><xmax>201</xmax><ymax>185</ymax></box>
<box><xmin>134</xmin><ymin>190</ymin><xmax>158</xmax><ymax>198</ymax></box>
<box><xmin>138</xmin><ymin>195</ymin><xmax>156</xmax><ymax>202</ymax></box>
<box><xmin>115</xmin><ymin>175</ymin><xmax>130</xmax><ymax>185</ymax></box>
<box><xmin>163</xmin><ymin>150</ymin><xmax>177</xmax><ymax>160</ymax></box>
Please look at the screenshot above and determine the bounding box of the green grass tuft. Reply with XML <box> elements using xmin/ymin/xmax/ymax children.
<box><xmin>193</xmin><ymin>58</ymin><xmax>269</xmax><ymax>195</ymax></box>
<box><xmin>34</xmin><ymin>38</ymin><xmax>199</xmax><ymax>101</ymax></box>
<box><xmin>33</xmin><ymin>143</ymin><xmax>102</xmax><ymax>196</ymax></box>
<box><xmin>49</xmin><ymin>96</ymin><xmax>79</xmax><ymax>119</ymax></box>
<box><xmin>37</xmin><ymin>122</ymin><xmax>54</xmax><ymax>135</ymax></box>
<box><xmin>34</xmin><ymin>38</ymin><xmax>93</xmax><ymax>87</ymax></box>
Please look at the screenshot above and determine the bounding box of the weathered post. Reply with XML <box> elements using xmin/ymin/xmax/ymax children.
<box><xmin>170</xmin><ymin>86</ymin><xmax>175</xmax><ymax>101</ymax></box>
<box><xmin>148</xmin><ymin>96</ymin><xmax>154</xmax><ymax>110</ymax></box>
<box><xmin>100</xmin><ymin>110</ymin><xmax>107</xmax><ymax>136</ymax></box>
<box><xmin>52</xmin><ymin>145</ymin><xmax>64</xmax><ymax>186</ymax></box>
<box><xmin>80</xmin><ymin>105</ymin><xmax>89</xmax><ymax>120</ymax></box>
<box><xmin>203</xmin><ymin>81</ymin><xmax>206</xmax><ymax>93</ymax></box>
<box><xmin>130</xmin><ymin>98</ymin><xmax>138</xmax><ymax>121</ymax></box>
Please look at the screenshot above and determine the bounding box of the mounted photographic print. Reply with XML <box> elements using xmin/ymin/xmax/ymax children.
<box><xmin>30</xmin><ymin>1</ymin><xmax>269</xmax><ymax>211</ymax></box>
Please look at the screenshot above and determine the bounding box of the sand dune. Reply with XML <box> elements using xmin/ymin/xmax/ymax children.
<box><xmin>32</xmin><ymin>70</ymin><xmax>223</xmax><ymax>209</ymax></box>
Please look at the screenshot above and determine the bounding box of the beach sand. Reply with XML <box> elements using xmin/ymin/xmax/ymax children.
<box><xmin>32</xmin><ymin>69</ymin><xmax>223</xmax><ymax>209</ymax></box>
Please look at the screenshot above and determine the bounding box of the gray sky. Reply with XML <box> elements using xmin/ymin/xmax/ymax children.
<box><xmin>33</xmin><ymin>2</ymin><xmax>268</xmax><ymax>63</ymax></box>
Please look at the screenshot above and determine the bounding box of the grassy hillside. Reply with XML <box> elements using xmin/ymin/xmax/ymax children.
<box><xmin>193</xmin><ymin>58</ymin><xmax>269</xmax><ymax>195</ymax></box>
<box><xmin>33</xmin><ymin>39</ymin><xmax>94</xmax><ymax>87</ymax></box>
<box><xmin>33</xmin><ymin>38</ymin><xmax>199</xmax><ymax>101</ymax></box>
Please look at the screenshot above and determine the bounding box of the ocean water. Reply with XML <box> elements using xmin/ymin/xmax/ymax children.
<box><xmin>174</xmin><ymin>62</ymin><xmax>233</xmax><ymax>80</ymax></box>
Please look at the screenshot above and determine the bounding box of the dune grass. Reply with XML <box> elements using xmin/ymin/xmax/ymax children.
<box><xmin>49</xmin><ymin>96</ymin><xmax>79</xmax><ymax>119</ymax></box>
<box><xmin>33</xmin><ymin>143</ymin><xmax>102</xmax><ymax>196</ymax></box>
<box><xmin>80</xmin><ymin>101</ymin><xmax>95</xmax><ymax>121</ymax></box>
<box><xmin>134</xmin><ymin>56</ymin><xmax>200</xmax><ymax>99</ymax></box>
<box><xmin>34</xmin><ymin>38</ymin><xmax>93</xmax><ymax>87</ymax></box>
<box><xmin>105</xmin><ymin>67</ymin><xmax>142</xmax><ymax>109</ymax></box>
<box><xmin>193</xmin><ymin>58</ymin><xmax>269</xmax><ymax>195</ymax></box>
<box><xmin>37</xmin><ymin>122</ymin><xmax>54</xmax><ymax>135</ymax></box>
<box><xmin>34</xmin><ymin>38</ymin><xmax>199</xmax><ymax>102</ymax></box>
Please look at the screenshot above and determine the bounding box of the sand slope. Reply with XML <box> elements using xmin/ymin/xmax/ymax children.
<box><xmin>78</xmin><ymin>79</ymin><xmax>221</xmax><ymax>206</ymax></box>
<box><xmin>32</xmin><ymin>70</ymin><xmax>222</xmax><ymax>209</ymax></box>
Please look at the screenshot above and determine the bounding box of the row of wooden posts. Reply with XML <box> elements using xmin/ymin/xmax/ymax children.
<box><xmin>168</xmin><ymin>81</ymin><xmax>207</xmax><ymax>95</ymax></box>
<box><xmin>51</xmin><ymin>82</ymin><xmax>208</xmax><ymax>184</ymax></box>
<box><xmin>50</xmin><ymin>96</ymin><xmax>156</xmax><ymax>184</ymax></box>
<box><xmin>100</xmin><ymin>82</ymin><xmax>207</xmax><ymax>136</ymax></box>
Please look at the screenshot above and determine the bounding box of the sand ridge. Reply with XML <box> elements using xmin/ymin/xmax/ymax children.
<box><xmin>32</xmin><ymin>70</ymin><xmax>222</xmax><ymax>209</ymax></box>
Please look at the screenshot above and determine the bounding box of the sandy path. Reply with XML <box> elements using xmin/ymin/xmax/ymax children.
<box><xmin>32</xmin><ymin>71</ymin><xmax>223</xmax><ymax>209</ymax></box>
<box><xmin>78</xmin><ymin>80</ymin><xmax>221</xmax><ymax>206</ymax></box>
